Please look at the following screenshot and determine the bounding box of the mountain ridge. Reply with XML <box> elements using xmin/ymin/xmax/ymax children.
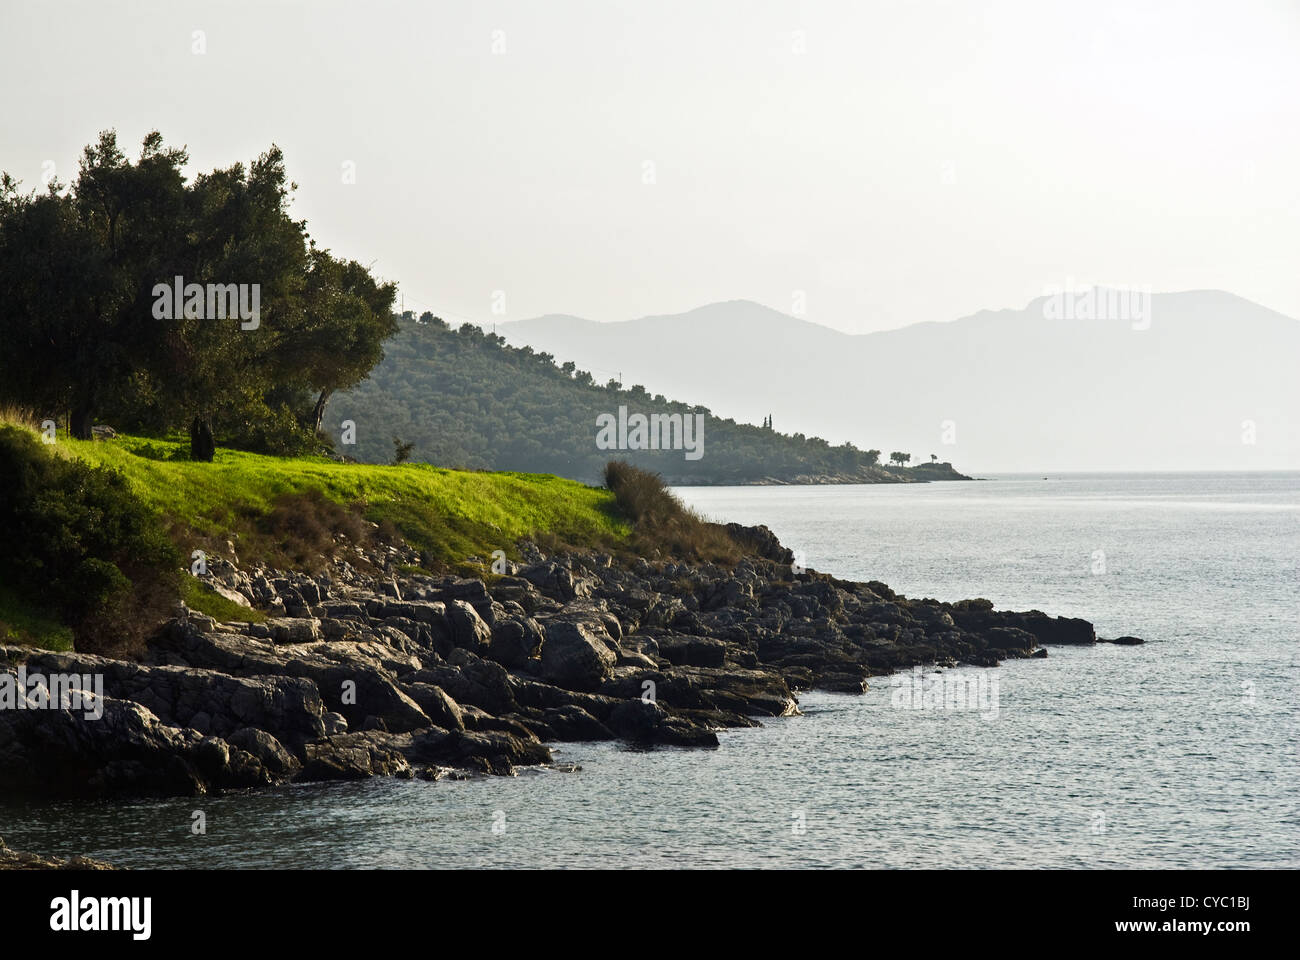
<box><xmin>499</xmin><ymin>290</ymin><xmax>1300</xmax><ymax>472</ymax></box>
<box><xmin>508</xmin><ymin>288</ymin><xmax>1298</xmax><ymax>340</ymax></box>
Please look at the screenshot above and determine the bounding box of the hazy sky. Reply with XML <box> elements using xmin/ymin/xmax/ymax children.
<box><xmin>2</xmin><ymin>0</ymin><xmax>1297</xmax><ymax>334</ymax></box>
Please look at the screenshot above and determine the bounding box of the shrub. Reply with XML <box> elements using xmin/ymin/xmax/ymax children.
<box><xmin>256</xmin><ymin>489</ymin><xmax>370</xmax><ymax>570</ymax></box>
<box><xmin>603</xmin><ymin>460</ymin><xmax>684</xmax><ymax>526</ymax></box>
<box><xmin>0</xmin><ymin>426</ymin><xmax>180</xmax><ymax>655</ymax></box>
<box><xmin>603</xmin><ymin>460</ymin><xmax>741</xmax><ymax>564</ymax></box>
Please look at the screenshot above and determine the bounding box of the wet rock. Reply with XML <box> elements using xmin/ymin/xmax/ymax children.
<box><xmin>607</xmin><ymin>698</ymin><xmax>665</xmax><ymax>740</ymax></box>
<box><xmin>300</xmin><ymin>732</ymin><xmax>412</xmax><ymax>781</ymax></box>
<box><xmin>949</xmin><ymin>606</ymin><xmax>1096</xmax><ymax>645</ymax></box>
<box><xmin>405</xmin><ymin>727</ymin><xmax>551</xmax><ymax>775</ymax></box>
<box><xmin>0</xmin><ymin>692</ymin><xmax>273</xmax><ymax>798</ymax></box>
<box><xmin>228</xmin><ymin>727</ymin><xmax>301</xmax><ymax>777</ymax></box>
<box><xmin>0</xmin><ymin>838</ymin><xmax>116</xmax><ymax>871</ymax></box>
<box><xmin>607</xmin><ymin>699</ymin><xmax>719</xmax><ymax>748</ymax></box>
<box><xmin>539</xmin><ymin>705</ymin><xmax>615</xmax><ymax>741</ymax></box>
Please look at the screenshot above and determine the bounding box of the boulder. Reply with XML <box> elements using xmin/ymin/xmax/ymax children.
<box><xmin>518</xmin><ymin>562</ymin><xmax>590</xmax><ymax>601</ymax></box>
<box><xmin>486</xmin><ymin>616</ymin><xmax>544</xmax><ymax>668</ymax></box>
<box><xmin>0</xmin><ymin>692</ymin><xmax>274</xmax><ymax>798</ymax></box>
<box><xmin>300</xmin><ymin>732</ymin><xmax>412</xmax><ymax>781</ymax></box>
<box><xmin>400</xmin><ymin>682</ymin><xmax>466</xmax><ymax>731</ymax></box>
<box><xmin>264</xmin><ymin>617</ymin><xmax>322</xmax><ymax>644</ymax></box>
<box><xmin>3</xmin><ymin>647</ymin><xmax>327</xmax><ymax>753</ymax></box>
<box><xmin>227</xmin><ymin>727</ymin><xmax>300</xmax><ymax>777</ymax></box>
<box><xmin>541</xmin><ymin>620</ymin><xmax>618</xmax><ymax>691</ymax></box>
<box><xmin>540</xmin><ymin>705</ymin><xmax>615</xmax><ymax>741</ymax></box>
<box><xmin>656</xmin><ymin>634</ymin><xmax>728</xmax><ymax>667</ymax></box>
<box><xmin>405</xmin><ymin>727</ymin><xmax>551</xmax><ymax>775</ymax></box>
<box><xmin>446</xmin><ymin>599</ymin><xmax>492</xmax><ymax>652</ymax></box>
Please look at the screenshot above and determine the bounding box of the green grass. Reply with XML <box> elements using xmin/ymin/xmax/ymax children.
<box><xmin>179</xmin><ymin>576</ymin><xmax>267</xmax><ymax>624</ymax></box>
<box><xmin>41</xmin><ymin>432</ymin><xmax>630</xmax><ymax>568</ymax></box>
<box><xmin>0</xmin><ymin>585</ymin><xmax>76</xmax><ymax>651</ymax></box>
<box><xmin>0</xmin><ymin>421</ymin><xmax>636</xmax><ymax>653</ymax></box>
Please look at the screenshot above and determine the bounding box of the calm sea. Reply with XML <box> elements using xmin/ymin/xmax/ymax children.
<box><xmin>4</xmin><ymin>473</ymin><xmax>1296</xmax><ymax>868</ymax></box>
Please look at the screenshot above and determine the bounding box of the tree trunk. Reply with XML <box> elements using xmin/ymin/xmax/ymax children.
<box><xmin>189</xmin><ymin>417</ymin><xmax>215</xmax><ymax>462</ymax></box>
<box><xmin>311</xmin><ymin>388</ymin><xmax>332</xmax><ymax>436</ymax></box>
<box><xmin>70</xmin><ymin>406</ymin><xmax>94</xmax><ymax>441</ymax></box>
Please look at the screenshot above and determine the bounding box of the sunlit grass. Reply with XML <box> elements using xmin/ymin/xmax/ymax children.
<box><xmin>179</xmin><ymin>576</ymin><xmax>267</xmax><ymax>624</ymax></box>
<box><xmin>28</xmin><ymin>429</ymin><xmax>628</xmax><ymax>567</ymax></box>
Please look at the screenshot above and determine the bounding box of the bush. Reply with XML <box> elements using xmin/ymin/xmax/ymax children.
<box><xmin>226</xmin><ymin>401</ymin><xmax>319</xmax><ymax>457</ymax></box>
<box><xmin>255</xmin><ymin>489</ymin><xmax>370</xmax><ymax>570</ymax></box>
<box><xmin>0</xmin><ymin>426</ymin><xmax>180</xmax><ymax>655</ymax></box>
<box><xmin>603</xmin><ymin>460</ymin><xmax>684</xmax><ymax>526</ymax></box>
<box><xmin>603</xmin><ymin>460</ymin><xmax>741</xmax><ymax>564</ymax></box>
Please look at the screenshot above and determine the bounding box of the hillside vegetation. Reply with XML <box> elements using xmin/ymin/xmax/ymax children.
<box><xmin>332</xmin><ymin>315</ymin><xmax>925</xmax><ymax>485</ymax></box>
<box><xmin>0</xmin><ymin>417</ymin><xmax>746</xmax><ymax>656</ymax></box>
<box><xmin>48</xmin><ymin>431</ymin><xmax>627</xmax><ymax>561</ymax></box>
<box><xmin>0</xmin><ymin>419</ymin><xmax>637</xmax><ymax>652</ymax></box>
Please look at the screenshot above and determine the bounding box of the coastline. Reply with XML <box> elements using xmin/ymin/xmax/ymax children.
<box><xmin>0</xmin><ymin>837</ymin><xmax>115</xmax><ymax>871</ymax></box>
<box><xmin>668</xmin><ymin>463</ymin><xmax>974</xmax><ymax>486</ymax></box>
<box><xmin>0</xmin><ymin>522</ymin><xmax>1133</xmax><ymax>812</ymax></box>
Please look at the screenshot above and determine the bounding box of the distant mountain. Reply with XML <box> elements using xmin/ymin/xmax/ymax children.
<box><xmin>501</xmin><ymin>292</ymin><xmax>1300</xmax><ymax>472</ymax></box>
<box><xmin>331</xmin><ymin>318</ymin><xmax>967</xmax><ymax>485</ymax></box>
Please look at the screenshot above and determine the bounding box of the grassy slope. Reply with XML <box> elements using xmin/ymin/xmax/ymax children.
<box><xmin>0</xmin><ymin>585</ymin><xmax>76</xmax><ymax>651</ymax></box>
<box><xmin>1</xmin><ymin>428</ymin><xmax>625</xmax><ymax>650</ymax></box>
<box><xmin>43</xmin><ymin>434</ymin><xmax>629</xmax><ymax>567</ymax></box>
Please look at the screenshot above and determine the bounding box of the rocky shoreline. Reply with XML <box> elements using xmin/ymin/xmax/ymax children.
<box><xmin>0</xmin><ymin>524</ymin><xmax>1136</xmax><ymax>800</ymax></box>
<box><xmin>0</xmin><ymin>837</ymin><xmax>115</xmax><ymax>871</ymax></box>
<box><xmin>671</xmin><ymin>463</ymin><xmax>973</xmax><ymax>485</ymax></box>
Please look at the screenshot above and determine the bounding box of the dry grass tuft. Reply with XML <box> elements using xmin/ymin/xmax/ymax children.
<box><xmin>603</xmin><ymin>461</ymin><xmax>741</xmax><ymax>564</ymax></box>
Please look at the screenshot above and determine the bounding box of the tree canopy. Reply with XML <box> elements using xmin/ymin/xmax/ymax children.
<box><xmin>0</xmin><ymin>130</ymin><xmax>396</xmax><ymax>458</ymax></box>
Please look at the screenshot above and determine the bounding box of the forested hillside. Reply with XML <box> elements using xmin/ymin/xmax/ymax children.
<box><xmin>332</xmin><ymin>314</ymin><xmax>960</xmax><ymax>485</ymax></box>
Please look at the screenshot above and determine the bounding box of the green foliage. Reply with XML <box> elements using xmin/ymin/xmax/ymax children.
<box><xmin>0</xmin><ymin>585</ymin><xmax>76</xmax><ymax>651</ymax></box>
<box><xmin>23</xmin><ymin>426</ymin><xmax>628</xmax><ymax>570</ymax></box>
<box><xmin>332</xmin><ymin>319</ymin><xmax>903</xmax><ymax>484</ymax></box>
<box><xmin>391</xmin><ymin>436</ymin><xmax>415</xmax><ymax>465</ymax></box>
<box><xmin>178</xmin><ymin>576</ymin><xmax>266</xmax><ymax>624</ymax></box>
<box><xmin>0</xmin><ymin>130</ymin><xmax>396</xmax><ymax>456</ymax></box>
<box><xmin>0</xmin><ymin>426</ymin><xmax>180</xmax><ymax>655</ymax></box>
